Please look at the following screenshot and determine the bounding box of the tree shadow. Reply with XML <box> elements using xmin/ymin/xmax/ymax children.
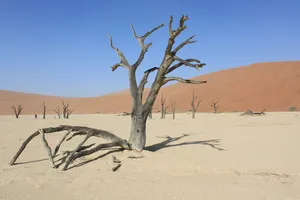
<box><xmin>13</xmin><ymin>158</ymin><xmax>49</xmax><ymax>165</ymax></box>
<box><xmin>144</xmin><ymin>134</ymin><xmax>225</xmax><ymax>152</ymax></box>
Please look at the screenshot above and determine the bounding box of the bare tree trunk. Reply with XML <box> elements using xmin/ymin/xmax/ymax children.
<box><xmin>41</xmin><ymin>101</ymin><xmax>46</xmax><ymax>119</ymax></box>
<box><xmin>148</xmin><ymin>108</ymin><xmax>152</xmax><ymax>119</ymax></box>
<box><xmin>191</xmin><ymin>90</ymin><xmax>201</xmax><ymax>119</ymax></box>
<box><xmin>161</xmin><ymin>93</ymin><xmax>166</xmax><ymax>119</ymax></box>
<box><xmin>128</xmin><ymin>112</ymin><xmax>147</xmax><ymax>151</ymax></box>
<box><xmin>171</xmin><ymin>100</ymin><xmax>176</xmax><ymax>119</ymax></box>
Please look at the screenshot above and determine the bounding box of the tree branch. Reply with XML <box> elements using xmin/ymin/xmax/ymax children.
<box><xmin>165</xmin><ymin>15</ymin><xmax>190</xmax><ymax>54</ymax></box>
<box><xmin>173</xmin><ymin>15</ymin><xmax>189</xmax><ymax>38</ymax></box>
<box><xmin>173</xmin><ymin>35</ymin><xmax>196</xmax><ymax>54</ymax></box>
<box><xmin>164</xmin><ymin>77</ymin><xmax>207</xmax><ymax>85</ymax></box>
<box><xmin>173</xmin><ymin>56</ymin><xmax>205</xmax><ymax>71</ymax></box>
<box><xmin>130</xmin><ymin>23</ymin><xmax>164</xmax><ymax>69</ymax></box>
<box><xmin>138</xmin><ymin>67</ymin><xmax>159</xmax><ymax>95</ymax></box>
<box><xmin>109</xmin><ymin>34</ymin><xmax>130</xmax><ymax>70</ymax></box>
<box><xmin>169</xmin><ymin>15</ymin><xmax>174</xmax><ymax>36</ymax></box>
<box><xmin>111</xmin><ymin>63</ymin><xmax>128</xmax><ymax>72</ymax></box>
<box><xmin>9</xmin><ymin>125</ymin><xmax>131</xmax><ymax>167</ymax></box>
<box><xmin>166</xmin><ymin>58</ymin><xmax>206</xmax><ymax>74</ymax></box>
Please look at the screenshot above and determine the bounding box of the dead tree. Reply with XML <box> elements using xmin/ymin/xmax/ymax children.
<box><xmin>171</xmin><ymin>100</ymin><xmax>176</xmax><ymax>119</ymax></box>
<box><xmin>148</xmin><ymin>106</ymin><xmax>153</xmax><ymax>119</ymax></box>
<box><xmin>53</xmin><ymin>106</ymin><xmax>61</xmax><ymax>119</ymax></box>
<box><xmin>240</xmin><ymin>109</ymin><xmax>266</xmax><ymax>116</ymax></box>
<box><xmin>62</xmin><ymin>101</ymin><xmax>74</xmax><ymax>119</ymax></box>
<box><xmin>191</xmin><ymin>90</ymin><xmax>201</xmax><ymax>119</ymax></box>
<box><xmin>10</xmin><ymin>15</ymin><xmax>207</xmax><ymax>170</ymax></box>
<box><xmin>11</xmin><ymin>105</ymin><xmax>23</xmax><ymax>119</ymax></box>
<box><xmin>108</xmin><ymin>15</ymin><xmax>207</xmax><ymax>150</ymax></box>
<box><xmin>66</xmin><ymin>108</ymin><xmax>74</xmax><ymax>119</ymax></box>
<box><xmin>41</xmin><ymin>101</ymin><xmax>47</xmax><ymax>119</ymax></box>
<box><xmin>211</xmin><ymin>101</ymin><xmax>220</xmax><ymax>113</ymax></box>
<box><xmin>160</xmin><ymin>93</ymin><xmax>167</xmax><ymax>119</ymax></box>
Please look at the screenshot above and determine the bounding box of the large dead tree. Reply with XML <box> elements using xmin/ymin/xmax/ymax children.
<box><xmin>171</xmin><ymin>100</ymin><xmax>176</xmax><ymax>119</ymax></box>
<box><xmin>191</xmin><ymin>90</ymin><xmax>201</xmax><ymax>119</ymax></box>
<box><xmin>10</xmin><ymin>15</ymin><xmax>207</xmax><ymax>171</ymax></box>
<box><xmin>160</xmin><ymin>93</ymin><xmax>167</xmax><ymax>119</ymax></box>
<box><xmin>11</xmin><ymin>105</ymin><xmax>23</xmax><ymax>119</ymax></box>
<box><xmin>41</xmin><ymin>101</ymin><xmax>47</xmax><ymax>119</ymax></box>
<box><xmin>108</xmin><ymin>15</ymin><xmax>206</xmax><ymax>150</ymax></box>
<box><xmin>211</xmin><ymin>101</ymin><xmax>220</xmax><ymax>113</ymax></box>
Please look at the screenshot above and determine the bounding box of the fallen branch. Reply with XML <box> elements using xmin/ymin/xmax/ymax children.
<box><xmin>112</xmin><ymin>163</ymin><xmax>122</xmax><ymax>172</ymax></box>
<box><xmin>10</xmin><ymin>125</ymin><xmax>131</xmax><ymax>171</ymax></box>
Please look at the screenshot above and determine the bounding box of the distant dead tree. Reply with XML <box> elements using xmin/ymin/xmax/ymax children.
<box><xmin>160</xmin><ymin>93</ymin><xmax>168</xmax><ymax>119</ymax></box>
<box><xmin>11</xmin><ymin>105</ymin><xmax>23</xmax><ymax>119</ymax></box>
<box><xmin>41</xmin><ymin>101</ymin><xmax>47</xmax><ymax>119</ymax></box>
<box><xmin>66</xmin><ymin>108</ymin><xmax>74</xmax><ymax>119</ymax></box>
<box><xmin>61</xmin><ymin>101</ymin><xmax>74</xmax><ymax>119</ymax></box>
<box><xmin>148</xmin><ymin>106</ymin><xmax>153</xmax><ymax>119</ymax></box>
<box><xmin>240</xmin><ymin>109</ymin><xmax>266</xmax><ymax>116</ymax></box>
<box><xmin>53</xmin><ymin>106</ymin><xmax>61</xmax><ymax>119</ymax></box>
<box><xmin>191</xmin><ymin>90</ymin><xmax>201</xmax><ymax>119</ymax></box>
<box><xmin>210</xmin><ymin>101</ymin><xmax>220</xmax><ymax>113</ymax></box>
<box><xmin>171</xmin><ymin>100</ymin><xmax>176</xmax><ymax>119</ymax></box>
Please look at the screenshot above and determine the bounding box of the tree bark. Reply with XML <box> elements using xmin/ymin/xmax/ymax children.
<box><xmin>128</xmin><ymin>112</ymin><xmax>147</xmax><ymax>151</ymax></box>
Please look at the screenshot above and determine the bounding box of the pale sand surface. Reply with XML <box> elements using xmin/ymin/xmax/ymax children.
<box><xmin>1</xmin><ymin>112</ymin><xmax>300</xmax><ymax>200</ymax></box>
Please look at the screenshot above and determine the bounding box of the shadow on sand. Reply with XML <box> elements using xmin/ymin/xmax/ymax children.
<box><xmin>145</xmin><ymin>133</ymin><xmax>225</xmax><ymax>152</ymax></box>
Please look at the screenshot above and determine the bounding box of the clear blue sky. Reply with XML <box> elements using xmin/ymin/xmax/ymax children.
<box><xmin>0</xmin><ymin>0</ymin><xmax>299</xmax><ymax>97</ymax></box>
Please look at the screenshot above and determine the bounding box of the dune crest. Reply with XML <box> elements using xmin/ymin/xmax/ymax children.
<box><xmin>1</xmin><ymin>61</ymin><xmax>300</xmax><ymax>115</ymax></box>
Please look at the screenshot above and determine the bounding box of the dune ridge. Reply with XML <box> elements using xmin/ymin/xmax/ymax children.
<box><xmin>1</xmin><ymin>61</ymin><xmax>300</xmax><ymax>115</ymax></box>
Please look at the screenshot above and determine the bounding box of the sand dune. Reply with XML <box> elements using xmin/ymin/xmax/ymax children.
<box><xmin>1</xmin><ymin>61</ymin><xmax>300</xmax><ymax>115</ymax></box>
<box><xmin>1</xmin><ymin>113</ymin><xmax>299</xmax><ymax>199</ymax></box>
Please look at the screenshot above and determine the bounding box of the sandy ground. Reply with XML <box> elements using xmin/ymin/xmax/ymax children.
<box><xmin>0</xmin><ymin>112</ymin><xmax>300</xmax><ymax>200</ymax></box>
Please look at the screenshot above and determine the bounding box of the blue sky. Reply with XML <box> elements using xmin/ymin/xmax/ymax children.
<box><xmin>0</xmin><ymin>0</ymin><xmax>299</xmax><ymax>97</ymax></box>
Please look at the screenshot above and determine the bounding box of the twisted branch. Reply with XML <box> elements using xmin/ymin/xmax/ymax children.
<box><xmin>130</xmin><ymin>23</ymin><xmax>164</xmax><ymax>69</ymax></box>
<box><xmin>109</xmin><ymin>34</ymin><xmax>130</xmax><ymax>71</ymax></box>
<box><xmin>164</xmin><ymin>77</ymin><xmax>207</xmax><ymax>85</ymax></box>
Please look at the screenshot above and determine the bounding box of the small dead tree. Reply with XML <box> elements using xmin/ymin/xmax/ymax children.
<box><xmin>66</xmin><ymin>108</ymin><xmax>74</xmax><ymax>119</ymax></box>
<box><xmin>53</xmin><ymin>106</ymin><xmax>61</xmax><ymax>119</ymax></box>
<box><xmin>171</xmin><ymin>100</ymin><xmax>176</xmax><ymax>119</ymax></box>
<box><xmin>161</xmin><ymin>93</ymin><xmax>167</xmax><ymax>119</ymax></box>
<box><xmin>11</xmin><ymin>105</ymin><xmax>23</xmax><ymax>119</ymax></box>
<box><xmin>148</xmin><ymin>106</ymin><xmax>153</xmax><ymax>119</ymax></box>
<box><xmin>61</xmin><ymin>101</ymin><xmax>74</xmax><ymax>119</ymax></box>
<box><xmin>211</xmin><ymin>101</ymin><xmax>220</xmax><ymax>113</ymax></box>
<box><xmin>240</xmin><ymin>109</ymin><xmax>266</xmax><ymax>116</ymax></box>
<box><xmin>10</xmin><ymin>15</ymin><xmax>208</xmax><ymax>170</ymax></box>
<box><xmin>41</xmin><ymin>101</ymin><xmax>47</xmax><ymax>119</ymax></box>
<box><xmin>191</xmin><ymin>90</ymin><xmax>201</xmax><ymax>119</ymax></box>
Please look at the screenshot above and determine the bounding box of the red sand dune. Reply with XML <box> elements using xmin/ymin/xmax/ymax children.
<box><xmin>1</xmin><ymin>61</ymin><xmax>300</xmax><ymax>115</ymax></box>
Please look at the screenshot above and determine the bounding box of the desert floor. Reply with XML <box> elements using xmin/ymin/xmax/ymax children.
<box><xmin>0</xmin><ymin>112</ymin><xmax>300</xmax><ymax>200</ymax></box>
